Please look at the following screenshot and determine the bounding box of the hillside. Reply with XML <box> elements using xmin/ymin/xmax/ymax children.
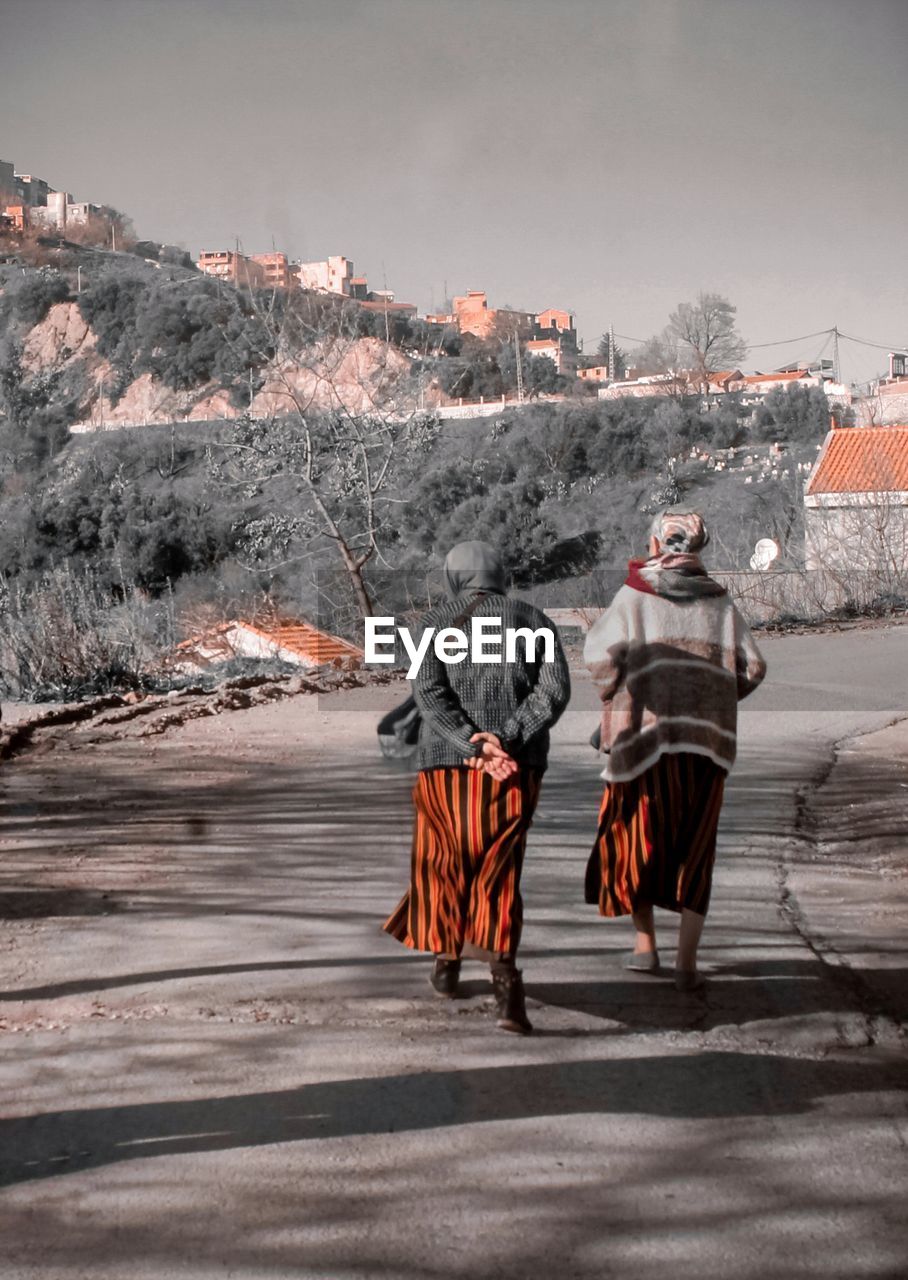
<box><xmin>0</xmin><ymin>239</ymin><xmax>418</xmax><ymax>430</ymax></box>
<box><xmin>19</xmin><ymin>300</ymin><xmax>414</xmax><ymax>427</ymax></box>
<box><xmin>0</xmin><ymin>246</ymin><xmax>842</xmax><ymax>701</ymax></box>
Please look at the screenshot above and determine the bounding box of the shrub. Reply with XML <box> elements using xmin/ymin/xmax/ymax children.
<box><xmin>753</xmin><ymin>385</ymin><xmax>831</xmax><ymax>444</ymax></box>
<box><xmin>0</xmin><ymin>566</ymin><xmax>172</xmax><ymax>701</ymax></box>
<box><xmin>77</xmin><ymin>276</ymin><xmax>147</xmax><ymax>394</ymax></box>
<box><xmin>13</xmin><ymin>271</ymin><xmax>70</xmax><ymax>327</ymax></box>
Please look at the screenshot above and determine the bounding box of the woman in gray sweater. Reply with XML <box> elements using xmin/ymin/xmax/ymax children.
<box><xmin>383</xmin><ymin>541</ymin><xmax>570</xmax><ymax>1033</ymax></box>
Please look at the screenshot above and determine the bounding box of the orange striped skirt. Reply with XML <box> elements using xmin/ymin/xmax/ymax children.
<box><xmin>383</xmin><ymin>767</ymin><xmax>542</xmax><ymax>956</ymax></box>
<box><xmin>585</xmin><ymin>752</ymin><xmax>726</xmax><ymax>918</ymax></box>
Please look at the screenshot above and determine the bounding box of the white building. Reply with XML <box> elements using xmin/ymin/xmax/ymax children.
<box><xmin>856</xmin><ymin>352</ymin><xmax>908</xmax><ymax>426</ymax></box>
<box><xmin>297</xmin><ymin>255</ymin><xmax>354</xmax><ymax>296</ymax></box>
<box><xmin>804</xmin><ymin>425</ymin><xmax>908</xmax><ymax>572</ymax></box>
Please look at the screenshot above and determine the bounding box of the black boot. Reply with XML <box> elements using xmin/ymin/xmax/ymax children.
<box><xmin>430</xmin><ymin>956</ymin><xmax>461</xmax><ymax>997</ymax></box>
<box><xmin>491</xmin><ymin>963</ymin><xmax>532</xmax><ymax>1034</ymax></box>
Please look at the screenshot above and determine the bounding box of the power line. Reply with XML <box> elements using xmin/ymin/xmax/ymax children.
<box><xmin>610</xmin><ymin>324</ymin><xmax>906</xmax><ymax>362</ymax></box>
<box><xmin>616</xmin><ymin>327</ymin><xmax>834</xmax><ymax>352</ymax></box>
<box><xmin>837</xmin><ymin>330</ymin><xmax>907</xmax><ymax>353</ymax></box>
<box><xmin>745</xmin><ymin>328</ymin><xmax>832</xmax><ymax>350</ymax></box>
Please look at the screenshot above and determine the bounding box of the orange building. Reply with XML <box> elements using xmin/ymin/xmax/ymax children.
<box><xmin>536</xmin><ymin>307</ymin><xmax>574</xmax><ymax>336</ymax></box>
<box><xmin>453</xmin><ymin>291</ymin><xmax>535</xmax><ymax>339</ymax></box>
<box><xmin>251</xmin><ymin>252</ymin><xmax>292</xmax><ymax>290</ymax></box>
<box><xmin>197</xmin><ymin>250</ymin><xmax>266</xmax><ymax>288</ymax></box>
<box><xmin>1</xmin><ymin>204</ymin><xmax>28</xmax><ymax>232</ymax></box>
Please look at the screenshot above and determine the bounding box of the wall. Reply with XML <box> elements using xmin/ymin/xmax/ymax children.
<box><xmin>804</xmin><ymin>496</ymin><xmax>908</xmax><ymax>573</ymax></box>
<box><xmin>298</xmin><ymin>256</ymin><xmax>352</xmax><ymax>295</ymax></box>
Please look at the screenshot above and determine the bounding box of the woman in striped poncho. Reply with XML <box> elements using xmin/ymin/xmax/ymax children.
<box><xmin>583</xmin><ymin>510</ymin><xmax>766</xmax><ymax>990</ymax></box>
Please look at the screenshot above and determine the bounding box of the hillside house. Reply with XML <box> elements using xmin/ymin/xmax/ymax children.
<box><xmin>577</xmin><ymin>365</ymin><xmax>610</xmax><ymax>384</ymax></box>
<box><xmin>804</xmin><ymin>425</ymin><xmax>908</xmax><ymax>571</ymax></box>
<box><xmin>451</xmin><ymin>291</ymin><xmax>536</xmax><ymax>340</ymax></box>
<box><xmin>857</xmin><ymin>351</ymin><xmax>908</xmax><ymax>426</ymax></box>
<box><xmin>251</xmin><ymin>252</ymin><xmax>293</xmax><ymax>290</ymax></box>
<box><xmin>526</xmin><ymin>337</ymin><xmax>572</xmax><ymax>373</ymax></box>
<box><xmin>197</xmin><ymin>250</ymin><xmax>267</xmax><ymax>288</ymax></box>
<box><xmin>297</xmin><ymin>255</ymin><xmax>354</xmax><ymax>296</ymax></box>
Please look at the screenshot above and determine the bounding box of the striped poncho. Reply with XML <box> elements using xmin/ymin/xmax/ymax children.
<box><xmin>584</xmin><ymin>555</ymin><xmax>766</xmax><ymax>782</ymax></box>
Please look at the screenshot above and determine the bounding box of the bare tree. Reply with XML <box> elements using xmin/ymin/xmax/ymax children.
<box><xmin>668</xmin><ymin>292</ymin><xmax>747</xmax><ymax>394</ymax></box>
<box><xmin>211</xmin><ymin>290</ymin><xmax>438</xmax><ymax>620</ymax></box>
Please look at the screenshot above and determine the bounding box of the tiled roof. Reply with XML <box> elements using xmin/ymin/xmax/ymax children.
<box><xmin>238</xmin><ymin>619</ymin><xmax>364</xmax><ymax>663</ymax></box>
<box><xmin>743</xmin><ymin>370</ymin><xmax>811</xmax><ymax>385</ymax></box>
<box><xmin>806</xmin><ymin>426</ymin><xmax>908</xmax><ymax>494</ymax></box>
<box><xmin>174</xmin><ymin>618</ymin><xmax>363</xmax><ymax>669</ymax></box>
<box><xmin>358</xmin><ymin>299</ymin><xmax>417</xmax><ymax>313</ymax></box>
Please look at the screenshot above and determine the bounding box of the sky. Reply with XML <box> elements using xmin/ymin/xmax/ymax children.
<box><xmin>2</xmin><ymin>0</ymin><xmax>906</xmax><ymax>383</ymax></box>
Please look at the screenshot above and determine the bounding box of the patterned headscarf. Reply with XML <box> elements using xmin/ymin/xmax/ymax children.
<box><xmin>650</xmin><ymin>509</ymin><xmax>709</xmax><ymax>554</ymax></box>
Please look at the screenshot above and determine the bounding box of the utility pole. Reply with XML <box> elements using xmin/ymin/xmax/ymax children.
<box><xmin>832</xmin><ymin>325</ymin><xmax>841</xmax><ymax>384</ymax></box>
<box><xmin>514</xmin><ymin>329</ymin><xmax>524</xmax><ymax>404</ymax></box>
<box><xmin>77</xmin><ymin>265</ymin><xmax>82</xmax><ymax>294</ymax></box>
<box><xmin>608</xmin><ymin>323</ymin><xmax>616</xmax><ymax>381</ymax></box>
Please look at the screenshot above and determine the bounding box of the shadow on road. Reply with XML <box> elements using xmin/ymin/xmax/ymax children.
<box><xmin>2</xmin><ymin>1049</ymin><xmax>903</xmax><ymax>1189</ymax></box>
<box><xmin>3</xmin><ymin>743</ymin><xmax>908</xmax><ymax>1029</ymax></box>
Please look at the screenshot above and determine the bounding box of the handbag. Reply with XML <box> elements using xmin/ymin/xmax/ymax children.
<box><xmin>377</xmin><ymin>694</ymin><xmax>422</xmax><ymax>760</ymax></box>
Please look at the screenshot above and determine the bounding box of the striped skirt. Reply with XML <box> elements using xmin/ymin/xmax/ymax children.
<box><xmin>383</xmin><ymin>767</ymin><xmax>542</xmax><ymax>956</ymax></box>
<box><xmin>585</xmin><ymin>752</ymin><xmax>726</xmax><ymax>918</ymax></box>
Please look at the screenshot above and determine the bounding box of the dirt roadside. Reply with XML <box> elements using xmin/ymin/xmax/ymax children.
<box><xmin>787</xmin><ymin>715</ymin><xmax>908</xmax><ymax>1032</ymax></box>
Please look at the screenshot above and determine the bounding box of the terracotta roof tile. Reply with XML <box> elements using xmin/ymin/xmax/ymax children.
<box><xmin>238</xmin><ymin>619</ymin><xmax>364</xmax><ymax>664</ymax></box>
<box><xmin>174</xmin><ymin>618</ymin><xmax>363</xmax><ymax>669</ymax></box>
<box><xmin>743</xmin><ymin>371</ymin><xmax>811</xmax><ymax>385</ymax></box>
<box><xmin>806</xmin><ymin>426</ymin><xmax>908</xmax><ymax>495</ymax></box>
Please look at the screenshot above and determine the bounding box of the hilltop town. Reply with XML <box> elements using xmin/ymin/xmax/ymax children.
<box><xmin>4</xmin><ymin>154</ymin><xmax>907</xmax><ymax>429</ymax></box>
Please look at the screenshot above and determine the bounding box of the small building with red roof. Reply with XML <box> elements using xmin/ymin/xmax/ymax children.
<box><xmin>804</xmin><ymin>425</ymin><xmax>908</xmax><ymax>570</ymax></box>
<box><xmin>172</xmin><ymin>617</ymin><xmax>363</xmax><ymax>673</ymax></box>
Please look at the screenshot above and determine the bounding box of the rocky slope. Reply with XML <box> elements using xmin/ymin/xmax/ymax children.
<box><xmin>18</xmin><ymin>302</ymin><xmax>416</xmax><ymax>431</ymax></box>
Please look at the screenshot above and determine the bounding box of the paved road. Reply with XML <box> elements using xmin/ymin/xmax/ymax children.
<box><xmin>1</xmin><ymin>625</ymin><xmax>906</xmax><ymax>1279</ymax></box>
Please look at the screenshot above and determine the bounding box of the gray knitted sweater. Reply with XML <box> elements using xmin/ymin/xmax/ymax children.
<box><xmin>412</xmin><ymin>591</ymin><xmax>571</xmax><ymax>772</ymax></box>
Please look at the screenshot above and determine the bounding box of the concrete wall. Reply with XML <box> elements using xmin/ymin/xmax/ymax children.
<box><xmin>857</xmin><ymin>384</ymin><xmax>908</xmax><ymax>426</ymax></box>
<box><xmin>804</xmin><ymin>498</ymin><xmax>908</xmax><ymax>573</ymax></box>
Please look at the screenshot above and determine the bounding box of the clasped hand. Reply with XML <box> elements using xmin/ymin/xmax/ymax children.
<box><xmin>463</xmin><ymin>731</ymin><xmax>518</xmax><ymax>781</ymax></box>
